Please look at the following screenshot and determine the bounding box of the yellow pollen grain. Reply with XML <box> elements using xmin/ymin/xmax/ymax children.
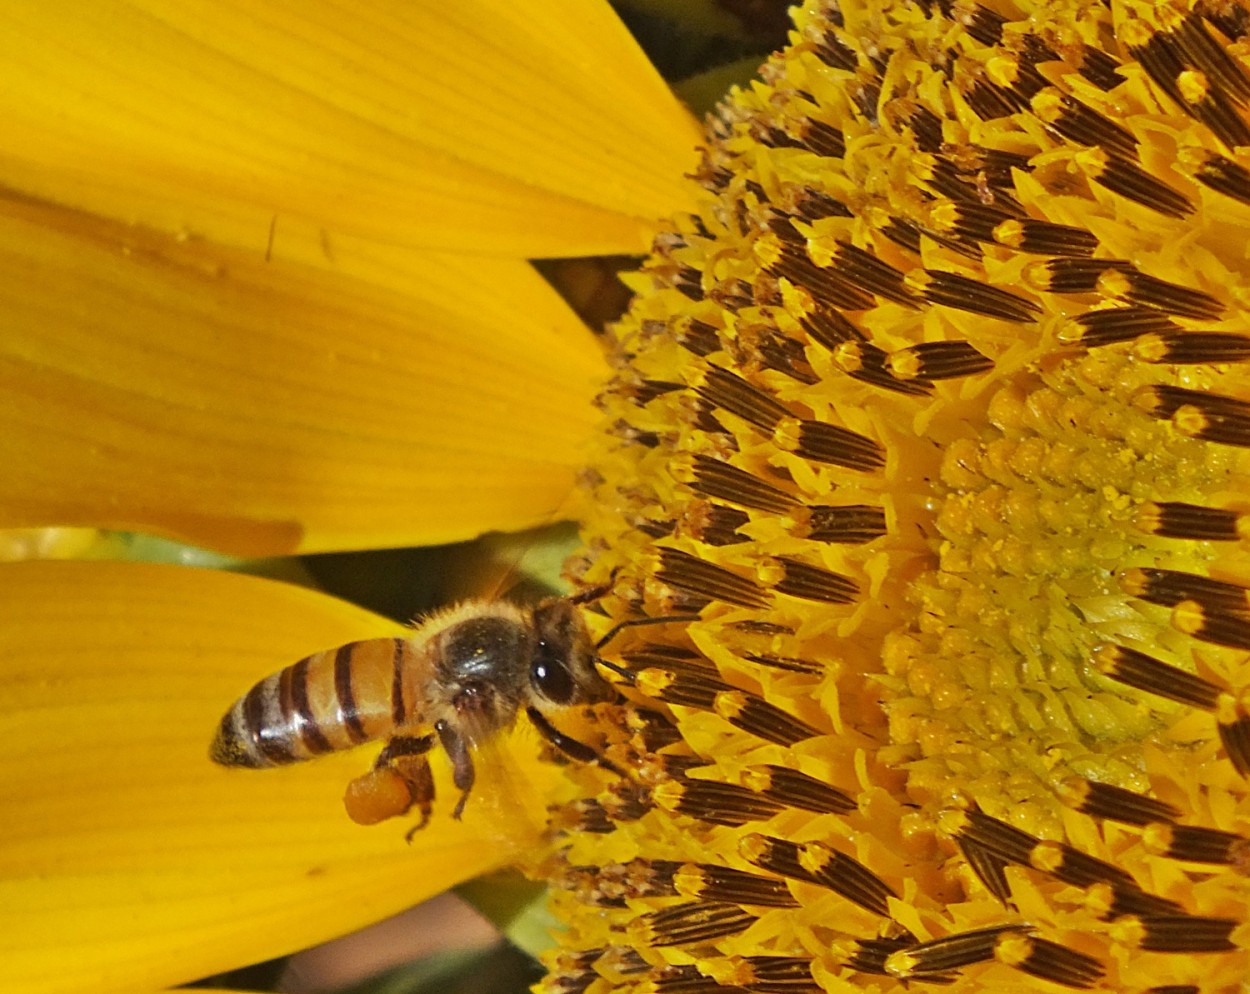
<box><xmin>1131</xmin><ymin>334</ymin><xmax>1170</xmax><ymax>363</ymax></box>
<box><xmin>1030</xmin><ymin>89</ymin><xmax>1064</xmax><ymax>123</ymax></box>
<box><xmin>1108</xmin><ymin>917</ymin><xmax>1148</xmax><ymax>947</ymax></box>
<box><xmin>992</xmin><ymin>219</ymin><xmax>1026</xmax><ymax>249</ymax></box>
<box><xmin>1172</xmin><ymin>405</ymin><xmax>1210</xmax><ymax>437</ymax></box>
<box><xmin>714</xmin><ymin>690</ymin><xmax>750</xmax><ymax>721</ymax></box>
<box><xmin>634</xmin><ymin>668</ymin><xmax>676</xmax><ymax>697</ymax></box>
<box><xmin>1179</xmin><ymin>69</ymin><xmax>1211</xmax><ymax>105</ymax></box>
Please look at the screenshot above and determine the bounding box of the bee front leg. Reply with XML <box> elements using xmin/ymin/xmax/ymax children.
<box><xmin>526</xmin><ymin>706</ymin><xmax>624</xmax><ymax>776</ymax></box>
<box><xmin>343</xmin><ymin>734</ymin><xmax>435</xmax><ymax>829</ymax></box>
<box><xmin>435</xmin><ymin>719</ymin><xmax>475</xmax><ymax>819</ymax></box>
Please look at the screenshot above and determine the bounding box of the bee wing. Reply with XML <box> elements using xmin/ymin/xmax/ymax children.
<box><xmin>453</xmin><ymin>722</ymin><xmax>556</xmax><ymax>853</ymax></box>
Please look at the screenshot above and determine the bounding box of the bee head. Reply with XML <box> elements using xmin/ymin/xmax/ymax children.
<box><xmin>529</xmin><ymin>598</ymin><xmax>614</xmax><ymax>706</ymax></box>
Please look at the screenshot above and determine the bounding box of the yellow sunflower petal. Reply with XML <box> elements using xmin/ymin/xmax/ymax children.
<box><xmin>0</xmin><ymin>561</ymin><xmax>554</xmax><ymax>994</ymax></box>
<box><xmin>0</xmin><ymin>0</ymin><xmax>701</xmax><ymax>258</ymax></box>
<box><xmin>0</xmin><ymin>192</ymin><xmax>605</xmax><ymax>556</ymax></box>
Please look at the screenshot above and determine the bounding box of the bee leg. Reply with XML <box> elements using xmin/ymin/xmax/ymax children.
<box><xmin>526</xmin><ymin>706</ymin><xmax>624</xmax><ymax>777</ymax></box>
<box><xmin>435</xmin><ymin>719</ymin><xmax>475</xmax><ymax>820</ymax></box>
<box><xmin>567</xmin><ymin>574</ymin><xmax>615</xmax><ymax>606</ymax></box>
<box><xmin>343</xmin><ymin>734</ymin><xmax>434</xmax><ymax>828</ymax></box>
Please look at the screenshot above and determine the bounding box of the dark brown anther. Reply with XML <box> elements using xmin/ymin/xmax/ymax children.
<box><xmin>791</xmin><ymin>420</ymin><xmax>886</xmax><ymax>471</ymax></box>
<box><xmin>962</xmin><ymin>2</ymin><xmax>1006</xmax><ymax>44</ymax></box>
<box><xmin>1070</xmin><ymin>307</ymin><xmax>1179</xmax><ymax>347</ymax></box>
<box><xmin>567</xmin><ymin>799</ymin><xmax>615</xmax><ymax>833</ymax></box>
<box><xmin>642</xmin><ymin>964</ymin><xmax>743</xmax><ymax>994</ymax></box>
<box><xmin>799</xmin><ymin>841</ymin><xmax>896</xmax><ymax>916</ymax></box>
<box><xmin>772</xmin><ymin>557</ymin><xmax>859</xmax><ymax>603</ymax></box>
<box><xmin>811</xmin><ymin>30</ymin><xmax>856</xmax><ymax>70</ymax></box>
<box><xmin>991</xmin><ymin>217</ymin><xmax>1099</xmax><ymax>256</ymax></box>
<box><xmin>693</xmin><ymin>504</ymin><xmax>750</xmax><ymax>546</ymax></box>
<box><xmin>879</xmin><ymin>216</ymin><xmax>923</xmax><ymax>254</ymax></box>
<box><xmin>1060</xmin><ymin>776</ymin><xmax>1181</xmax><ymax>825</ymax></box>
<box><xmin>675</xmin><ymin>318</ymin><xmax>721</xmax><ymax>357</ymax></box>
<box><xmin>952</xmin><ymin>808</ymin><xmax>1135</xmax><ymax>888</ymax></box>
<box><xmin>965</xmin><ymin>79</ymin><xmax>1024</xmax><ymax>120</ymax></box>
<box><xmin>997</xmin><ymin>934</ymin><xmax>1105</xmax><ymax>988</ymax></box>
<box><xmin>799</xmin><ymin>306</ymin><xmax>864</xmax><ymax>348</ymax></box>
<box><xmin>1126</xmin><ymin>914</ymin><xmax>1237</xmax><ymax>952</ymax></box>
<box><xmin>1145</xmin><ymin>822</ymin><xmax>1247</xmax><ymax>864</ymax></box>
<box><xmin>1137</xmin><ymin>384</ymin><xmax>1250</xmax><ymax>446</ymax></box>
<box><xmin>915</xmin><ymin>269</ymin><xmax>1041</xmax><ymax>322</ymax></box>
<box><xmin>1136</xmin><ymin>17</ymin><xmax>1250</xmax><ymax>151</ymax></box>
<box><xmin>740</xmin><ymin>833</ymin><xmax>821</xmax><ymax>884</ymax></box>
<box><xmin>887</xmin><ymin>341</ymin><xmax>993</xmax><ymax>380</ymax></box>
<box><xmin>656</xmin><ymin>547</ymin><xmax>771</xmax><ymax>609</ymax></box>
<box><xmin>625</xmin><ymin>707</ymin><xmax>683</xmax><ymax>751</ymax></box>
<box><xmin>957</xmin><ymin>834</ymin><xmax>1012</xmax><ymax>903</ymax></box>
<box><xmin>754</xmin><ymin>332</ymin><xmax>819</xmax><ymax>384</ymax></box>
<box><xmin>1035</xmin><ymin>258</ymin><xmax>1133</xmax><ymax>293</ymax></box>
<box><xmin>1028</xmin><ymin>840</ymin><xmax>1135</xmax><ymax>889</ymax></box>
<box><xmin>1135</xmin><ymin>331</ymin><xmax>1250</xmax><ymax>363</ymax></box>
<box><xmin>661</xmin><ymin>778</ymin><xmax>787</xmax><ymax>827</ymax></box>
<box><xmin>1077</xmin><ymin>45</ymin><xmax>1124</xmax><ymax>91</ymax></box>
<box><xmin>805</xmin><ymin>504</ymin><xmax>888</xmax><ymax>544</ymax></box>
<box><xmin>1112</xmin><ymin>269</ymin><xmax>1223</xmax><ymax>319</ymax></box>
<box><xmin>846</xmin><ymin>933</ymin><xmax>921</xmax><ymax>977</ymax></box>
<box><xmin>902</xmin><ymin>105</ymin><xmax>943</xmax><ymax>151</ymax></box>
<box><xmin>1135</xmin><ymin>500</ymin><xmax>1244</xmax><ymax>541</ymax></box>
<box><xmin>749</xmin><ymin>764</ymin><xmax>857</xmax><ymax>813</ymax></box>
<box><xmin>696</xmin><ymin>366</ymin><xmax>791</xmax><ymax>432</ymax></box>
<box><xmin>637</xmin><ymin>901</ymin><xmax>758</xmax><ymax>947</ymax></box>
<box><xmin>1192</xmin><ymin>151</ymin><xmax>1250</xmax><ymax>205</ymax></box>
<box><xmin>1184</xmin><ymin>10</ymin><xmax>1250</xmax><ymax>89</ymax></box>
<box><xmin>676</xmin><ymin>863</ymin><xmax>798</xmax><ymax>907</ymax></box>
<box><xmin>634</xmin><ymin>667</ymin><xmax>733</xmax><ymax>710</ymax></box>
<box><xmin>768</xmin><ymin>244</ymin><xmax>877</xmax><ymax>311</ymax></box>
<box><xmin>1117</xmin><ymin>566</ymin><xmax>1250</xmax><ymax>612</ymax></box>
<box><xmin>792</xmin><ymin>188</ymin><xmax>852</xmax><ymax>220</ymax></box>
<box><xmin>833</xmin><ymin>340</ymin><xmax>935</xmax><ymax>396</ymax></box>
<box><xmin>737</xmin><ymin>955</ymin><xmax>819</xmax><ymax>994</ymax></box>
<box><xmin>829</xmin><ymin>241</ymin><xmax>920</xmax><ymax>306</ymax></box>
<box><xmin>1100</xmin><ymin>883</ymin><xmax>1183</xmax><ymax>918</ymax></box>
<box><xmin>633</xmin><ymin>380</ymin><xmax>683</xmax><ymax>405</ymax></box>
<box><xmin>1088</xmin><ymin>154</ymin><xmax>1195</xmax><ymax>218</ymax></box>
<box><xmin>802</xmin><ymin>119</ymin><xmax>846</xmax><ymax>158</ymax></box>
<box><xmin>1217</xmin><ymin>704</ymin><xmax>1250</xmax><ymax>775</ymax></box>
<box><xmin>888</xmin><ymin>924</ymin><xmax>1028</xmax><ymax>976</ymax></box>
<box><xmin>742</xmin><ymin>651</ymin><xmax>822</xmax><ymax>675</ymax></box>
<box><xmin>715</xmin><ymin>690</ymin><xmax>823</xmax><ymax>746</ymax></box>
<box><xmin>670</xmin><ymin>265</ymin><xmax>705</xmax><ymax>301</ymax></box>
<box><xmin>1091</xmin><ymin>642</ymin><xmax>1222</xmax><ymax>709</ymax></box>
<box><xmin>1034</xmin><ymin>89</ymin><xmax>1139</xmax><ymax>158</ymax></box>
<box><xmin>689</xmin><ymin>454</ymin><xmax>798</xmax><ymax>513</ymax></box>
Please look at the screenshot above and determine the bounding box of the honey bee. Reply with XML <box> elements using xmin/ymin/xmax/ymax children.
<box><xmin>210</xmin><ymin>594</ymin><xmax>628</xmax><ymax>829</ymax></box>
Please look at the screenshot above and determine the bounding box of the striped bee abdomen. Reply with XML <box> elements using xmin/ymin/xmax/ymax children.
<box><xmin>211</xmin><ymin>637</ymin><xmax>417</xmax><ymax>768</ymax></box>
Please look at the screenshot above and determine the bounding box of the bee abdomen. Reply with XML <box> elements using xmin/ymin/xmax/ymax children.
<box><xmin>211</xmin><ymin>637</ymin><xmax>413</xmax><ymax>768</ymax></box>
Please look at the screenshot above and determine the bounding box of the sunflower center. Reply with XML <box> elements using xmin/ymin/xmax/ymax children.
<box><xmin>534</xmin><ymin>1</ymin><xmax>1250</xmax><ymax>990</ymax></box>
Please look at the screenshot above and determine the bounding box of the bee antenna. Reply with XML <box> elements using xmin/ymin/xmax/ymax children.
<box><xmin>594</xmin><ymin>613</ymin><xmax>701</xmax><ymax>651</ymax></box>
<box><xmin>594</xmin><ymin>656</ymin><xmax>637</xmax><ymax>684</ymax></box>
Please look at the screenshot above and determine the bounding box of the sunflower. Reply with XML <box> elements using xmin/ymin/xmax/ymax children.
<box><xmin>4</xmin><ymin>2</ymin><xmax>1250</xmax><ymax>994</ymax></box>
<box><xmin>0</xmin><ymin>3</ymin><xmax>699</xmax><ymax>990</ymax></box>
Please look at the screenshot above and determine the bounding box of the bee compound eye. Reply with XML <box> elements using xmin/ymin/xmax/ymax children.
<box><xmin>531</xmin><ymin>648</ymin><xmax>576</xmax><ymax>704</ymax></box>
